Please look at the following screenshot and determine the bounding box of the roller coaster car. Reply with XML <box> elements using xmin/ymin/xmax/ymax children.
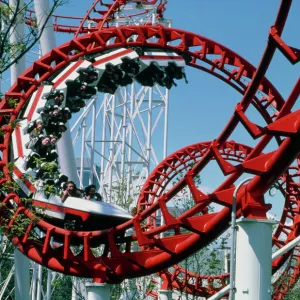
<box><xmin>32</xmin><ymin>193</ymin><xmax>132</xmax><ymax>231</ymax></box>
<box><xmin>120</xmin><ymin>57</ymin><xmax>141</xmax><ymax>76</ymax></box>
<box><xmin>77</xmin><ymin>66</ymin><xmax>99</xmax><ymax>84</ymax></box>
<box><xmin>97</xmin><ymin>75</ymin><xmax>118</xmax><ymax>95</ymax></box>
<box><xmin>42</xmin><ymin>89</ymin><xmax>65</xmax><ymax>107</ymax></box>
<box><xmin>135</xmin><ymin>62</ymin><xmax>165</xmax><ymax>87</ymax></box>
<box><xmin>66</xmin><ymin>80</ymin><xmax>97</xmax><ymax>99</ymax></box>
<box><xmin>103</xmin><ymin>63</ymin><xmax>133</xmax><ymax>87</ymax></box>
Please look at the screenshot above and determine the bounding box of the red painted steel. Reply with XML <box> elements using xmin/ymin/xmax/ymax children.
<box><xmin>0</xmin><ymin>2</ymin><xmax>298</xmax><ymax>297</ymax></box>
<box><xmin>0</xmin><ymin>23</ymin><xmax>298</xmax><ymax>282</ymax></box>
<box><xmin>145</xmin><ymin>141</ymin><xmax>300</xmax><ymax>297</ymax></box>
<box><xmin>272</xmin><ymin>246</ymin><xmax>300</xmax><ymax>299</ymax></box>
<box><xmin>21</xmin><ymin>0</ymin><xmax>168</xmax><ymax>35</ymax></box>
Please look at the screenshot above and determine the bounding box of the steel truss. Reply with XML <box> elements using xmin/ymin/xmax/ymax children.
<box><xmin>0</xmin><ymin>11</ymin><xmax>298</xmax><ymax>279</ymax></box>
<box><xmin>0</xmin><ymin>0</ymin><xmax>299</xmax><ymax>299</ymax></box>
<box><xmin>71</xmin><ymin>83</ymin><xmax>169</xmax><ymax>203</ymax></box>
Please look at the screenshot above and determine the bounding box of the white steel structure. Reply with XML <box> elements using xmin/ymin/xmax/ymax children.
<box><xmin>70</xmin><ymin>3</ymin><xmax>172</xmax><ymax>205</ymax></box>
<box><xmin>2</xmin><ymin>1</ymin><xmax>173</xmax><ymax>299</ymax></box>
<box><xmin>71</xmin><ymin>83</ymin><xmax>170</xmax><ymax>204</ymax></box>
<box><xmin>234</xmin><ymin>218</ymin><xmax>275</xmax><ymax>300</ymax></box>
<box><xmin>8</xmin><ymin>1</ymin><xmax>30</xmax><ymax>299</ymax></box>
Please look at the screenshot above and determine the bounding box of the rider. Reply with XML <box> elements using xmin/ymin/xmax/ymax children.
<box><xmin>84</xmin><ymin>184</ymin><xmax>102</xmax><ymax>201</ymax></box>
<box><xmin>61</xmin><ymin>181</ymin><xmax>82</xmax><ymax>203</ymax></box>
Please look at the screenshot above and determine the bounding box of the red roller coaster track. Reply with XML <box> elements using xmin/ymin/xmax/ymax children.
<box><xmin>23</xmin><ymin>0</ymin><xmax>168</xmax><ymax>35</ymax></box>
<box><xmin>0</xmin><ymin>0</ymin><xmax>299</xmax><ymax>298</ymax></box>
<box><xmin>142</xmin><ymin>140</ymin><xmax>299</xmax><ymax>298</ymax></box>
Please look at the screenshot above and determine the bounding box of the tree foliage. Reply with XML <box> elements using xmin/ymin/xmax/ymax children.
<box><xmin>0</xmin><ymin>0</ymin><xmax>66</xmax><ymax>75</ymax></box>
<box><xmin>284</xmin><ymin>278</ymin><xmax>300</xmax><ymax>299</ymax></box>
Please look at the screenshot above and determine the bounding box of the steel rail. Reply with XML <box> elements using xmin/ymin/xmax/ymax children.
<box><xmin>0</xmin><ymin>0</ymin><xmax>298</xmax><ymax>288</ymax></box>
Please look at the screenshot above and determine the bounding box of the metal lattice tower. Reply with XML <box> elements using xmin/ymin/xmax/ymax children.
<box><xmin>71</xmin><ymin>82</ymin><xmax>170</xmax><ymax>204</ymax></box>
<box><xmin>70</xmin><ymin>2</ymin><xmax>172</xmax><ymax>204</ymax></box>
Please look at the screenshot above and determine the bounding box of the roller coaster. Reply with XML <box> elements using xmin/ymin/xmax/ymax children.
<box><xmin>0</xmin><ymin>0</ymin><xmax>299</xmax><ymax>299</ymax></box>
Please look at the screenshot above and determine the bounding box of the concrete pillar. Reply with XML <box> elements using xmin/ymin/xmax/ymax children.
<box><xmin>158</xmin><ymin>289</ymin><xmax>172</xmax><ymax>300</ymax></box>
<box><xmin>33</xmin><ymin>0</ymin><xmax>55</xmax><ymax>53</ymax></box>
<box><xmin>86</xmin><ymin>283</ymin><xmax>110</xmax><ymax>300</ymax></box>
<box><xmin>120</xmin><ymin>279</ymin><xmax>137</xmax><ymax>300</ymax></box>
<box><xmin>33</xmin><ymin>0</ymin><xmax>79</xmax><ymax>185</ymax></box>
<box><xmin>234</xmin><ymin>218</ymin><xmax>276</xmax><ymax>300</ymax></box>
<box><xmin>9</xmin><ymin>0</ymin><xmax>26</xmax><ymax>80</ymax></box>
<box><xmin>9</xmin><ymin>1</ymin><xmax>30</xmax><ymax>299</ymax></box>
<box><xmin>14</xmin><ymin>249</ymin><xmax>29</xmax><ymax>300</ymax></box>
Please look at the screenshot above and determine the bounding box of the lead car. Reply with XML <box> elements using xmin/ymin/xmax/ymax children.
<box><xmin>32</xmin><ymin>192</ymin><xmax>132</xmax><ymax>231</ymax></box>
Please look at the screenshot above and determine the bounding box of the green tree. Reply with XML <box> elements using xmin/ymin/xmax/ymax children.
<box><xmin>0</xmin><ymin>0</ymin><xmax>66</xmax><ymax>75</ymax></box>
<box><xmin>0</xmin><ymin>0</ymin><xmax>67</xmax><ymax>297</ymax></box>
<box><xmin>285</xmin><ymin>278</ymin><xmax>300</xmax><ymax>299</ymax></box>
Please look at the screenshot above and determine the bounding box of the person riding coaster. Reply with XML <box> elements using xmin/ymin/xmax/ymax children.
<box><xmin>32</xmin><ymin>182</ymin><xmax>132</xmax><ymax>232</ymax></box>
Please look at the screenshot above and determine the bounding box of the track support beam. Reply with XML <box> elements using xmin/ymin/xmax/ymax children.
<box><xmin>234</xmin><ymin>218</ymin><xmax>276</xmax><ymax>300</ymax></box>
<box><xmin>86</xmin><ymin>282</ymin><xmax>110</xmax><ymax>300</ymax></box>
<box><xmin>158</xmin><ymin>289</ymin><xmax>172</xmax><ymax>300</ymax></box>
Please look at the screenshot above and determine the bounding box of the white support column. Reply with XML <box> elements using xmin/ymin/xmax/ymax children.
<box><xmin>9</xmin><ymin>1</ymin><xmax>30</xmax><ymax>299</ymax></box>
<box><xmin>108</xmin><ymin>95</ymin><xmax>116</xmax><ymax>202</ymax></box>
<box><xmin>89</xmin><ymin>102</ymin><xmax>96</xmax><ymax>184</ymax></box>
<box><xmin>36</xmin><ymin>262</ymin><xmax>43</xmax><ymax>300</ymax></box>
<box><xmin>33</xmin><ymin>0</ymin><xmax>55</xmax><ymax>55</ymax></box>
<box><xmin>234</xmin><ymin>218</ymin><xmax>276</xmax><ymax>300</ymax></box>
<box><xmin>126</xmin><ymin>84</ymin><xmax>135</xmax><ymax>200</ymax></box>
<box><xmin>14</xmin><ymin>250</ymin><xmax>29</xmax><ymax>300</ymax></box>
<box><xmin>57</xmin><ymin>123</ymin><xmax>80</xmax><ymax>186</ymax></box>
<box><xmin>100</xmin><ymin>95</ymin><xmax>107</xmax><ymax>193</ymax></box>
<box><xmin>31</xmin><ymin>262</ymin><xmax>38</xmax><ymax>300</ymax></box>
<box><xmin>79</xmin><ymin>118</ymin><xmax>86</xmax><ymax>188</ymax></box>
<box><xmin>9</xmin><ymin>0</ymin><xmax>25</xmax><ymax>80</ymax></box>
<box><xmin>146</xmin><ymin>87</ymin><xmax>153</xmax><ymax>176</ymax></box>
<box><xmin>46</xmin><ymin>269</ymin><xmax>52</xmax><ymax>300</ymax></box>
<box><xmin>34</xmin><ymin>0</ymin><xmax>79</xmax><ymax>185</ymax></box>
<box><xmin>208</xmin><ymin>285</ymin><xmax>230</xmax><ymax>300</ymax></box>
<box><xmin>120</xmin><ymin>88</ymin><xmax>127</xmax><ymax>180</ymax></box>
<box><xmin>71</xmin><ymin>277</ymin><xmax>78</xmax><ymax>300</ymax></box>
<box><xmin>120</xmin><ymin>279</ymin><xmax>137</xmax><ymax>300</ymax></box>
<box><xmin>158</xmin><ymin>289</ymin><xmax>172</xmax><ymax>300</ymax></box>
<box><xmin>163</xmin><ymin>88</ymin><xmax>169</xmax><ymax>159</ymax></box>
<box><xmin>86</xmin><ymin>283</ymin><xmax>110</xmax><ymax>300</ymax></box>
<box><xmin>208</xmin><ymin>234</ymin><xmax>300</xmax><ymax>300</ymax></box>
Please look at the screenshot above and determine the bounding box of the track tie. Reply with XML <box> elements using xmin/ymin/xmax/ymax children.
<box><xmin>18</xmin><ymin>75</ymin><xmax>39</xmax><ymax>86</ymax></box>
<box><xmin>235</xmin><ymin>103</ymin><xmax>264</xmax><ymax>138</ymax></box>
<box><xmin>90</xmin><ymin>32</ymin><xmax>106</xmax><ymax>47</ymax></box>
<box><xmin>214</xmin><ymin>50</ymin><xmax>226</xmax><ymax>69</ymax></box>
<box><xmin>0</xmin><ymin>108</ymin><xmax>14</xmax><ymax>116</ymax></box>
<box><xmin>5</xmin><ymin>92</ymin><xmax>24</xmax><ymax>99</ymax></box>
<box><xmin>267</xmin><ymin>110</ymin><xmax>300</xmax><ymax>136</ymax></box>
<box><xmin>83</xmin><ymin>232</ymin><xmax>95</xmax><ymax>261</ymax></box>
<box><xmin>233</xmin><ymin>62</ymin><xmax>245</xmax><ymax>81</ymax></box>
<box><xmin>107</xmin><ymin>228</ymin><xmax>122</xmax><ymax>257</ymax></box>
<box><xmin>211</xmin><ymin>141</ymin><xmax>236</xmax><ymax>175</ymax></box>
<box><xmin>22</xmin><ymin>221</ymin><xmax>34</xmax><ymax>244</ymax></box>
<box><xmin>133</xmin><ymin>218</ymin><xmax>154</xmax><ymax>247</ymax></box>
<box><xmin>33</xmin><ymin>61</ymin><xmax>52</xmax><ymax>72</ymax></box>
<box><xmin>270</xmin><ymin>26</ymin><xmax>300</xmax><ymax>64</ymax></box>
<box><xmin>7</xmin><ymin>207</ymin><xmax>25</xmax><ymax>230</ymax></box>
<box><xmin>181</xmin><ymin>214</ymin><xmax>217</xmax><ymax>234</ymax></box>
<box><xmin>52</xmin><ymin>48</ymin><xmax>69</xmax><ymax>60</ymax></box>
<box><xmin>242</xmin><ymin>152</ymin><xmax>274</xmax><ymax>174</ymax></box>
<box><xmin>42</xmin><ymin>227</ymin><xmax>55</xmax><ymax>254</ymax></box>
<box><xmin>158</xmin><ymin>194</ymin><xmax>180</xmax><ymax>228</ymax></box>
<box><xmin>63</xmin><ymin>232</ymin><xmax>73</xmax><ymax>260</ymax></box>
<box><xmin>210</xmin><ymin>187</ymin><xmax>235</xmax><ymax>207</ymax></box>
<box><xmin>185</xmin><ymin>169</ymin><xmax>209</xmax><ymax>205</ymax></box>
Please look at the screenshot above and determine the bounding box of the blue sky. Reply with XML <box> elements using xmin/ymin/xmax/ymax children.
<box><xmin>0</xmin><ymin>1</ymin><xmax>296</xmax><ymax>218</ymax></box>
<box><xmin>55</xmin><ymin>0</ymin><xmax>299</xmax><ymax>151</ymax></box>
<box><xmin>52</xmin><ymin>0</ymin><xmax>300</xmax><ymax>218</ymax></box>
